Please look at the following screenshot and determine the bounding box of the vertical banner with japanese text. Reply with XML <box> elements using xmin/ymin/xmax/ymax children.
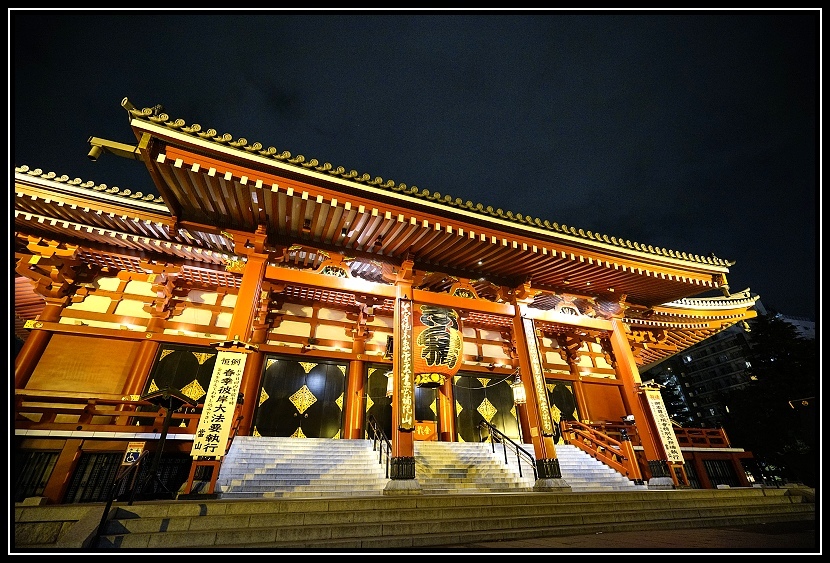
<box><xmin>396</xmin><ymin>298</ymin><xmax>415</xmax><ymax>430</ymax></box>
<box><xmin>643</xmin><ymin>386</ymin><xmax>684</xmax><ymax>463</ymax></box>
<box><xmin>523</xmin><ymin>317</ymin><xmax>554</xmax><ymax>436</ymax></box>
<box><xmin>190</xmin><ymin>350</ymin><xmax>246</xmax><ymax>459</ymax></box>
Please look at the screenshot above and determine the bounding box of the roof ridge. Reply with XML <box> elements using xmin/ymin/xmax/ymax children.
<box><xmin>14</xmin><ymin>165</ymin><xmax>165</xmax><ymax>205</ymax></box>
<box><xmin>123</xmin><ymin>98</ymin><xmax>736</xmax><ymax>268</ymax></box>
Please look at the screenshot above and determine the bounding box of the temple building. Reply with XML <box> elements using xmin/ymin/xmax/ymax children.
<box><xmin>14</xmin><ymin>98</ymin><xmax>762</xmax><ymax>504</ymax></box>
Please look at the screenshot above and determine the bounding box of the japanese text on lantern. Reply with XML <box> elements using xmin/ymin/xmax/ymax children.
<box><xmin>417</xmin><ymin>306</ymin><xmax>461</xmax><ymax>368</ymax></box>
<box><xmin>190</xmin><ymin>350</ymin><xmax>246</xmax><ymax>459</ymax></box>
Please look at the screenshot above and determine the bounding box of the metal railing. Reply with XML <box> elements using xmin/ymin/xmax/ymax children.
<box><xmin>366</xmin><ymin>414</ymin><xmax>392</xmax><ymax>478</ymax></box>
<box><xmin>478</xmin><ymin>420</ymin><xmax>537</xmax><ymax>480</ymax></box>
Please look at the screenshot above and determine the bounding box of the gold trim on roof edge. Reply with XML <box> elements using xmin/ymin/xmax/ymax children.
<box><xmin>14</xmin><ymin>165</ymin><xmax>165</xmax><ymax>205</ymax></box>
<box><xmin>659</xmin><ymin>288</ymin><xmax>759</xmax><ymax>310</ymax></box>
<box><xmin>123</xmin><ymin>98</ymin><xmax>734</xmax><ymax>268</ymax></box>
<box><xmin>15</xmin><ymin>96</ymin><xmax>734</xmax><ymax>269</ymax></box>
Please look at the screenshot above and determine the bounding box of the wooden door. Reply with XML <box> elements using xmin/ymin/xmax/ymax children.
<box><xmin>253</xmin><ymin>356</ymin><xmax>347</xmax><ymax>438</ymax></box>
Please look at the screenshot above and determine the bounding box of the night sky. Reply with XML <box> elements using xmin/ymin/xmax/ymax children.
<box><xmin>10</xmin><ymin>9</ymin><xmax>819</xmax><ymax>319</ymax></box>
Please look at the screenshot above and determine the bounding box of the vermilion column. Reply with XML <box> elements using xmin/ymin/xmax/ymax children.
<box><xmin>226</xmin><ymin>252</ymin><xmax>269</xmax><ymax>432</ymax></box>
<box><xmin>121</xmin><ymin>316</ymin><xmax>166</xmax><ymax>398</ymax></box>
<box><xmin>344</xmin><ymin>357</ymin><xmax>366</xmax><ymax>439</ymax></box>
<box><xmin>609</xmin><ymin>317</ymin><xmax>673</xmax><ymax>486</ymax></box>
<box><xmin>572</xmin><ymin>380</ymin><xmax>591</xmax><ymax>422</ymax></box>
<box><xmin>515</xmin><ymin>402</ymin><xmax>532</xmax><ymax>445</ymax></box>
<box><xmin>15</xmin><ymin>329</ymin><xmax>52</xmax><ymax>389</ymax></box>
<box><xmin>41</xmin><ymin>439</ymin><xmax>83</xmax><ymax>505</ymax></box>
<box><xmin>238</xmin><ymin>352</ymin><xmax>264</xmax><ymax>436</ymax></box>
<box><xmin>121</xmin><ymin>340</ymin><xmax>160</xmax><ymax>398</ymax></box>
<box><xmin>14</xmin><ymin>300</ymin><xmax>65</xmax><ymax>389</ymax></box>
<box><xmin>342</xmin><ymin>323</ymin><xmax>368</xmax><ymax>439</ymax></box>
<box><xmin>512</xmin><ymin>308</ymin><xmax>568</xmax><ymax>490</ymax></box>
<box><xmin>437</xmin><ymin>378</ymin><xmax>455</xmax><ymax>441</ymax></box>
<box><xmin>225</xmin><ymin>254</ymin><xmax>268</xmax><ymax>343</ymax></box>
<box><xmin>384</xmin><ymin>267</ymin><xmax>420</xmax><ymax>494</ymax></box>
<box><xmin>559</xmin><ymin>335</ymin><xmax>591</xmax><ymax>421</ymax></box>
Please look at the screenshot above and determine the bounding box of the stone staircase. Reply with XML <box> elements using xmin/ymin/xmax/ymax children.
<box><xmin>414</xmin><ymin>440</ymin><xmax>532</xmax><ymax>493</ymax></box>
<box><xmin>16</xmin><ymin>486</ymin><xmax>816</xmax><ymax>549</ymax></box>
<box><xmin>497</xmin><ymin>443</ymin><xmax>647</xmax><ymax>492</ymax></box>
<box><xmin>215</xmin><ymin>436</ymin><xmax>390</xmax><ymax>498</ymax></box>
<box><xmin>215</xmin><ymin>437</ymin><xmax>644</xmax><ymax>498</ymax></box>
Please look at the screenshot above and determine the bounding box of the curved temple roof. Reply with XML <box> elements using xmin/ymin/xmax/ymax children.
<box><xmin>119</xmin><ymin>97</ymin><xmax>734</xmax><ymax>269</ymax></box>
<box><xmin>13</xmin><ymin>97</ymin><xmax>760</xmax><ymax>366</ymax></box>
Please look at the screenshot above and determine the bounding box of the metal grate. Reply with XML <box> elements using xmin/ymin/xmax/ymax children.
<box><xmin>703</xmin><ymin>459</ymin><xmax>741</xmax><ymax>487</ymax></box>
<box><xmin>13</xmin><ymin>450</ymin><xmax>59</xmax><ymax>502</ymax></box>
<box><xmin>64</xmin><ymin>452</ymin><xmax>194</xmax><ymax>503</ymax></box>
<box><xmin>682</xmin><ymin>460</ymin><xmax>701</xmax><ymax>488</ymax></box>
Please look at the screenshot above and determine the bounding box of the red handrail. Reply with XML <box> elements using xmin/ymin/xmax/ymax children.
<box><xmin>559</xmin><ymin>420</ymin><xmax>643</xmax><ymax>483</ymax></box>
<box><xmin>14</xmin><ymin>391</ymin><xmax>202</xmax><ymax>434</ymax></box>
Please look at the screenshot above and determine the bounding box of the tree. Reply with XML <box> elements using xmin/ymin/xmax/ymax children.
<box><xmin>719</xmin><ymin>313</ymin><xmax>817</xmax><ymax>486</ymax></box>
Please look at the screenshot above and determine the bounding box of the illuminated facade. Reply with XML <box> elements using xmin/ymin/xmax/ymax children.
<box><xmin>14</xmin><ymin>98</ymin><xmax>761</xmax><ymax>503</ymax></box>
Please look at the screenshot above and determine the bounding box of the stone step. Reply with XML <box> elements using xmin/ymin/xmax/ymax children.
<box><xmin>87</xmin><ymin>488</ymin><xmax>815</xmax><ymax>549</ymax></box>
<box><xmin>219</xmin><ymin>484</ymin><xmax>388</xmax><ymax>494</ymax></box>
<box><xmin>215</xmin><ymin>437</ymin><xmax>390</xmax><ymax>498</ymax></box>
<box><xmin>217</xmin><ymin>437</ymin><xmax>643</xmax><ymax>497</ymax></box>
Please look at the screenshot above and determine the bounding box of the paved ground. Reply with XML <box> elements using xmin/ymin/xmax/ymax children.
<box><xmin>429</xmin><ymin>521</ymin><xmax>820</xmax><ymax>553</ymax></box>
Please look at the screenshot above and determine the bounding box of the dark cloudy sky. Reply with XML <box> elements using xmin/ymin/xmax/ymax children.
<box><xmin>10</xmin><ymin>9</ymin><xmax>819</xmax><ymax>319</ymax></box>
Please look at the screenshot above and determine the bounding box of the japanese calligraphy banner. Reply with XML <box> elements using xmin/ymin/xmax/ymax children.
<box><xmin>396</xmin><ymin>298</ymin><xmax>415</xmax><ymax>429</ymax></box>
<box><xmin>643</xmin><ymin>387</ymin><xmax>684</xmax><ymax>463</ymax></box>
<box><xmin>190</xmin><ymin>350</ymin><xmax>246</xmax><ymax>459</ymax></box>
<box><xmin>522</xmin><ymin>317</ymin><xmax>554</xmax><ymax>437</ymax></box>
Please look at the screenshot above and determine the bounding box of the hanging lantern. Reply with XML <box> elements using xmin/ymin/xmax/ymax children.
<box><xmin>385</xmin><ymin>370</ymin><xmax>394</xmax><ymax>398</ymax></box>
<box><xmin>511</xmin><ymin>371</ymin><xmax>526</xmax><ymax>405</ymax></box>
<box><xmin>412</xmin><ymin>305</ymin><xmax>463</xmax><ymax>387</ymax></box>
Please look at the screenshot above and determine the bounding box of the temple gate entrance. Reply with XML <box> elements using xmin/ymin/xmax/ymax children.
<box><xmin>452</xmin><ymin>372</ymin><xmax>520</xmax><ymax>442</ymax></box>
<box><xmin>252</xmin><ymin>356</ymin><xmax>347</xmax><ymax>438</ymax></box>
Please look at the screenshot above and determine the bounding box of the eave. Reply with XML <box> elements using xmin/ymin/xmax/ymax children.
<box><xmin>115</xmin><ymin>111</ymin><xmax>731</xmax><ymax>308</ymax></box>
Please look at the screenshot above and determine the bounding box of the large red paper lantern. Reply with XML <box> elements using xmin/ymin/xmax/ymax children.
<box><xmin>412</xmin><ymin>305</ymin><xmax>463</xmax><ymax>387</ymax></box>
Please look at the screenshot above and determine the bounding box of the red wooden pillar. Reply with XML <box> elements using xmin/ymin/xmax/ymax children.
<box><xmin>121</xmin><ymin>338</ymin><xmax>160</xmax><ymax>398</ymax></box>
<box><xmin>437</xmin><ymin>377</ymin><xmax>456</xmax><ymax>441</ymax></box>
<box><xmin>15</xmin><ymin>329</ymin><xmax>52</xmax><ymax>389</ymax></box>
<box><xmin>511</xmin><ymin>308</ymin><xmax>566</xmax><ymax>488</ymax></box>
<box><xmin>344</xmin><ymin>357</ymin><xmax>366</xmax><ymax>439</ymax></box>
<box><xmin>609</xmin><ymin>318</ymin><xmax>673</xmax><ymax>485</ymax></box>
<box><xmin>225</xmin><ymin>236</ymin><xmax>269</xmax><ymax>432</ymax></box>
<box><xmin>512</xmin><ymin>402</ymin><xmax>531</xmax><ymax>445</ymax></box>
<box><xmin>225</xmin><ymin>254</ymin><xmax>268</xmax><ymax>342</ymax></box>
<box><xmin>237</xmin><ymin>351</ymin><xmax>264</xmax><ymax>436</ymax></box>
<box><xmin>384</xmin><ymin>261</ymin><xmax>419</xmax><ymax>493</ymax></box>
<box><xmin>572</xmin><ymin>379</ymin><xmax>591</xmax><ymax>422</ymax></box>
<box><xmin>41</xmin><ymin>439</ymin><xmax>83</xmax><ymax>505</ymax></box>
<box><xmin>691</xmin><ymin>454</ymin><xmax>713</xmax><ymax>489</ymax></box>
<box><xmin>14</xmin><ymin>301</ymin><xmax>65</xmax><ymax>389</ymax></box>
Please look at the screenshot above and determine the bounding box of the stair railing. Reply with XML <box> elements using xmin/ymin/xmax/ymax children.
<box><xmin>478</xmin><ymin>420</ymin><xmax>537</xmax><ymax>480</ymax></box>
<box><xmin>559</xmin><ymin>419</ymin><xmax>643</xmax><ymax>483</ymax></box>
<box><xmin>91</xmin><ymin>449</ymin><xmax>151</xmax><ymax>548</ymax></box>
<box><xmin>366</xmin><ymin>414</ymin><xmax>392</xmax><ymax>478</ymax></box>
